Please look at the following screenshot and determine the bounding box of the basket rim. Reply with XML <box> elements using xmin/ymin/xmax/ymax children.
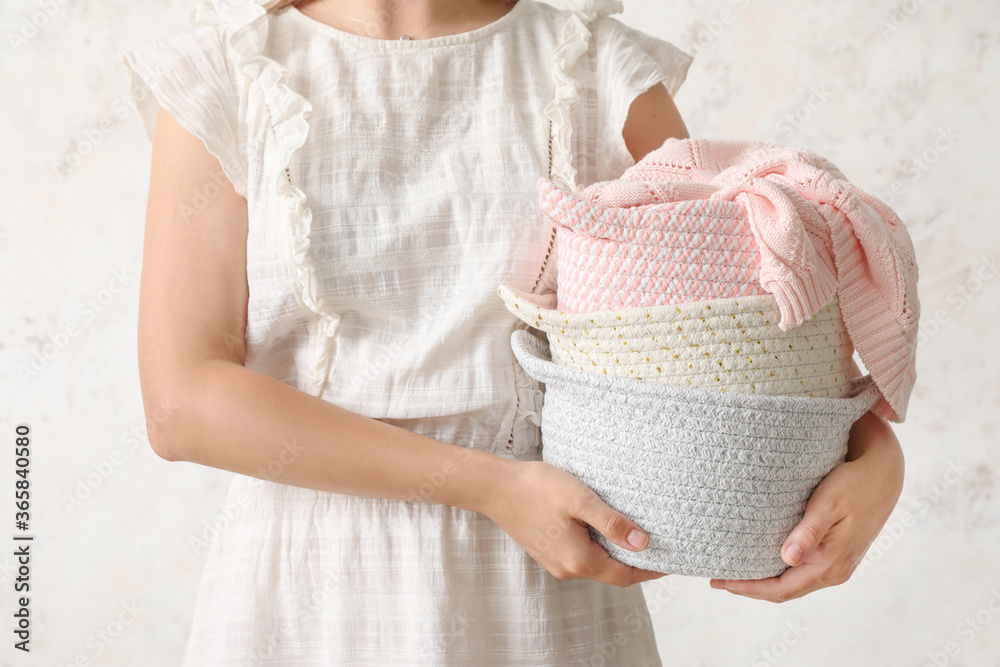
<box><xmin>511</xmin><ymin>328</ymin><xmax>882</xmax><ymax>418</ymax></box>
<box><xmin>498</xmin><ymin>283</ymin><xmax>837</xmax><ymax>334</ymax></box>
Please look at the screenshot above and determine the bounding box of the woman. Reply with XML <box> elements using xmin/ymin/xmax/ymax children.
<box><xmin>124</xmin><ymin>0</ymin><xmax>905</xmax><ymax>663</ymax></box>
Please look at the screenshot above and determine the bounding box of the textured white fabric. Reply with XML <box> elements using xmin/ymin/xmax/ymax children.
<box><xmin>122</xmin><ymin>0</ymin><xmax>693</xmax><ymax>663</ymax></box>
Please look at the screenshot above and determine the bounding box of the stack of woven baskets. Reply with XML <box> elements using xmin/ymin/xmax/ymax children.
<box><xmin>498</xmin><ymin>144</ymin><xmax>889</xmax><ymax>580</ymax></box>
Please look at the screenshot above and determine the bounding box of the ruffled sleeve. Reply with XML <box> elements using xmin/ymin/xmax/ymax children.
<box><xmin>591</xmin><ymin>16</ymin><xmax>694</xmax><ymax>180</ymax></box>
<box><xmin>122</xmin><ymin>23</ymin><xmax>248</xmax><ymax>198</ymax></box>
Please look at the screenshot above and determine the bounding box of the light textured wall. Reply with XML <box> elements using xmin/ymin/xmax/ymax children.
<box><xmin>0</xmin><ymin>0</ymin><xmax>996</xmax><ymax>665</ymax></box>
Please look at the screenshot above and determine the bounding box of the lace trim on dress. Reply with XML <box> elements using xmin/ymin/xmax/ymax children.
<box><xmin>505</xmin><ymin>0</ymin><xmax>623</xmax><ymax>456</ymax></box>
<box><xmin>542</xmin><ymin>0</ymin><xmax>624</xmax><ymax>194</ymax></box>
<box><xmin>190</xmin><ymin>0</ymin><xmax>340</xmax><ymax>398</ymax></box>
<box><xmin>532</xmin><ymin>0</ymin><xmax>623</xmax><ymax>297</ymax></box>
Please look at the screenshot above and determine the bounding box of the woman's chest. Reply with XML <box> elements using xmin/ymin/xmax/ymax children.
<box><xmin>261</xmin><ymin>56</ymin><xmax>563</xmax><ymax>301</ymax></box>
<box><xmin>240</xmin><ymin>34</ymin><xmax>604</xmax><ymax>321</ymax></box>
<box><xmin>293</xmin><ymin>47</ymin><xmax>554</xmax><ymax>207</ymax></box>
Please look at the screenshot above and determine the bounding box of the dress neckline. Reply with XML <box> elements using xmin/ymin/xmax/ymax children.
<box><xmin>285</xmin><ymin>0</ymin><xmax>529</xmax><ymax>49</ymax></box>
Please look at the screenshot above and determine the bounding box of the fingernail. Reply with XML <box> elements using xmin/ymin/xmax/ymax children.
<box><xmin>785</xmin><ymin>543</ymin><xmax>803</xmax><ymax>564</ymax></box>
<box><xmin>724</xmin><ymin>580</ymin><xmax>741</xmax><ymax>591</ymax></box>
<box><xmin>627</xmin><ymin>528</ymin><xmax>648</xmax><ymax>549</ymax></box>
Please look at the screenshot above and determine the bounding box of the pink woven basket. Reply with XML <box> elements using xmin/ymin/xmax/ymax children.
<box><xmin>537</xmin><ymin>178</ymin><xmax>771</xmax><ymax>313</ymax></box>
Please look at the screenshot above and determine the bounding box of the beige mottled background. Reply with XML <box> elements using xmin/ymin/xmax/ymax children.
<box><xmin>1</xmin><ymin>0</ymin><xmax>997</xmax><ymax>665</ymax></box>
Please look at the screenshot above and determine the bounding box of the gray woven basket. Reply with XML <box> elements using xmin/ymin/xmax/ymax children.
<box><xmin>510</xmin><ymin>328</ymin><xmax>882</xmax><ymax>580</ymax></box>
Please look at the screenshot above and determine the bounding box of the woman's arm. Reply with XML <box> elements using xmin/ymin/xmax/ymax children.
<box><xmin>138</xmin><ymin>105</ymin><xmax>501</xmax><ymax>512</ymax></box>
<box><xmin>844</xmin><ymin>359</ymin><xmax>904</xmax><ymax>465</ymax></box>
<box><xmin>137</xmin><ymin>107</ymin><xmax>662</xmax><ymax>588</ymax></box>
<box><xmin>623</xmin><ymin>82</ymin><xmax>690</xmax><ymax>160</ymax></box>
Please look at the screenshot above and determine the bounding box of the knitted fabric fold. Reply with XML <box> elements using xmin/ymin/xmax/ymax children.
<box><xmin>536</xmin><ymin>137</ymin><xmax>920</xmax><ymax>422</ymax></box>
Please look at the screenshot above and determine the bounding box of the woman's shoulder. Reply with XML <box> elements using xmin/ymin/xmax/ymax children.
<box><xmin>524</xmin><ymin>0</ymin><xmax>665</xmax><ymax>39</ymax></box>
<box><xmin>160</xmin><ymin>1</ymin><xmax>318</xmax><ymax>99</ymax></box>
<box><xmin>120</xmin><ymin>1</ymin><xmax>297</xmax><ymax>197</ymax></box>
<box><xmin>121</xmin><ymin>5</ymin><xmax>246</xmax><ymax>103</ymax></box>
<box><xmin>526</xmin><ymin>1</ymin><xmax>692</xmax><ymax>77</ymax></box>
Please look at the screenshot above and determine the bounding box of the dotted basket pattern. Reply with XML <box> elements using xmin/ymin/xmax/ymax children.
<box><xmin>498</xmin><ymin>284</ymin><xmax>855</xmax><ymax>398</ymax></box>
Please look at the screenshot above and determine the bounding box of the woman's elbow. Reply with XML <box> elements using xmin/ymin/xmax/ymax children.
<box><xmin>142</xmin><ymin>389</ymin><xmax>188</xmax><ymax>462</ymax></box>
<box><xmin>138</xmin><ymin>366</ymin><xmax>203</xmax><ymax>462</ymax></box>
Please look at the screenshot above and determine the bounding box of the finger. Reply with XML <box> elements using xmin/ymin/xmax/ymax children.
<box><xmin>636</xmin><ymin>568</ymin><xmax>669</xmax><ymax>580</ymax></box>
<box><xmin>780</xmin><ymin>493</ymin><xmax>843</xmax><ymax>567</ymax></box>
<box><xmin>581</xmin><ymin>537</ymin><xmax>671</xmax><ymax>587</ymax></box>
<box><xmin>715</xmin><ymin>559</ymin><xmax>827</xmax><ymax>602</ymax></box>
<box><xmin>583</xmin><ymin>539</ymin><xmax>658</xmax><ymax>587</ymax></box>
<box><xmin>574</xmin><ymin>494</ymin><xmax>650</xmax><ymax>553</ymax></box>
<box><xmin>624</xmin><ymin>564</ymin><xmax>669</xmax><ymax>584</ymax></box>
<box><xmin>633</xmin><ymin>569</ymin><xmax>669</xmax><ymax>583</ymax></box>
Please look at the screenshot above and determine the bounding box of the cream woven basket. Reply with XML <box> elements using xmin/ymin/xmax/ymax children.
<box><xmin>510</xmin><ymin>327</ymin><xmax>881</xmax><ymax>579</ymax></box>
<box><xmin>498</xmin><ymin>283</ymin><xmax>855</xmax><ymax>398</ymax></box>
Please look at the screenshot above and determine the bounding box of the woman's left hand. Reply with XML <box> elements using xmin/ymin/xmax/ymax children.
<box><xmin>708</xmin><ymin>409</ymin><xmax>905</xmax><ymax>603</ymax></box>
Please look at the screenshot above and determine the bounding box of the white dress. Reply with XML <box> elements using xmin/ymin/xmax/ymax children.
<box><xmin>122</xmin><ymin>0</ymin><xmax>692</xmax><ymax>663</ymax></box>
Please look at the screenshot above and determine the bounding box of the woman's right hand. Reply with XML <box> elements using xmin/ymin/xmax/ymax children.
<box><xmin>481</xmin><ymin>459</ymin><xmax>669</xmax><ymax>587</ymax></box>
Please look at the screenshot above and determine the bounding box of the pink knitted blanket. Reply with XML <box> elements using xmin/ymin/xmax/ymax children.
<box><xmin>535</xmin><ymin>137</ymin><xmax>920</xmax><ymax>423</ymax></box>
